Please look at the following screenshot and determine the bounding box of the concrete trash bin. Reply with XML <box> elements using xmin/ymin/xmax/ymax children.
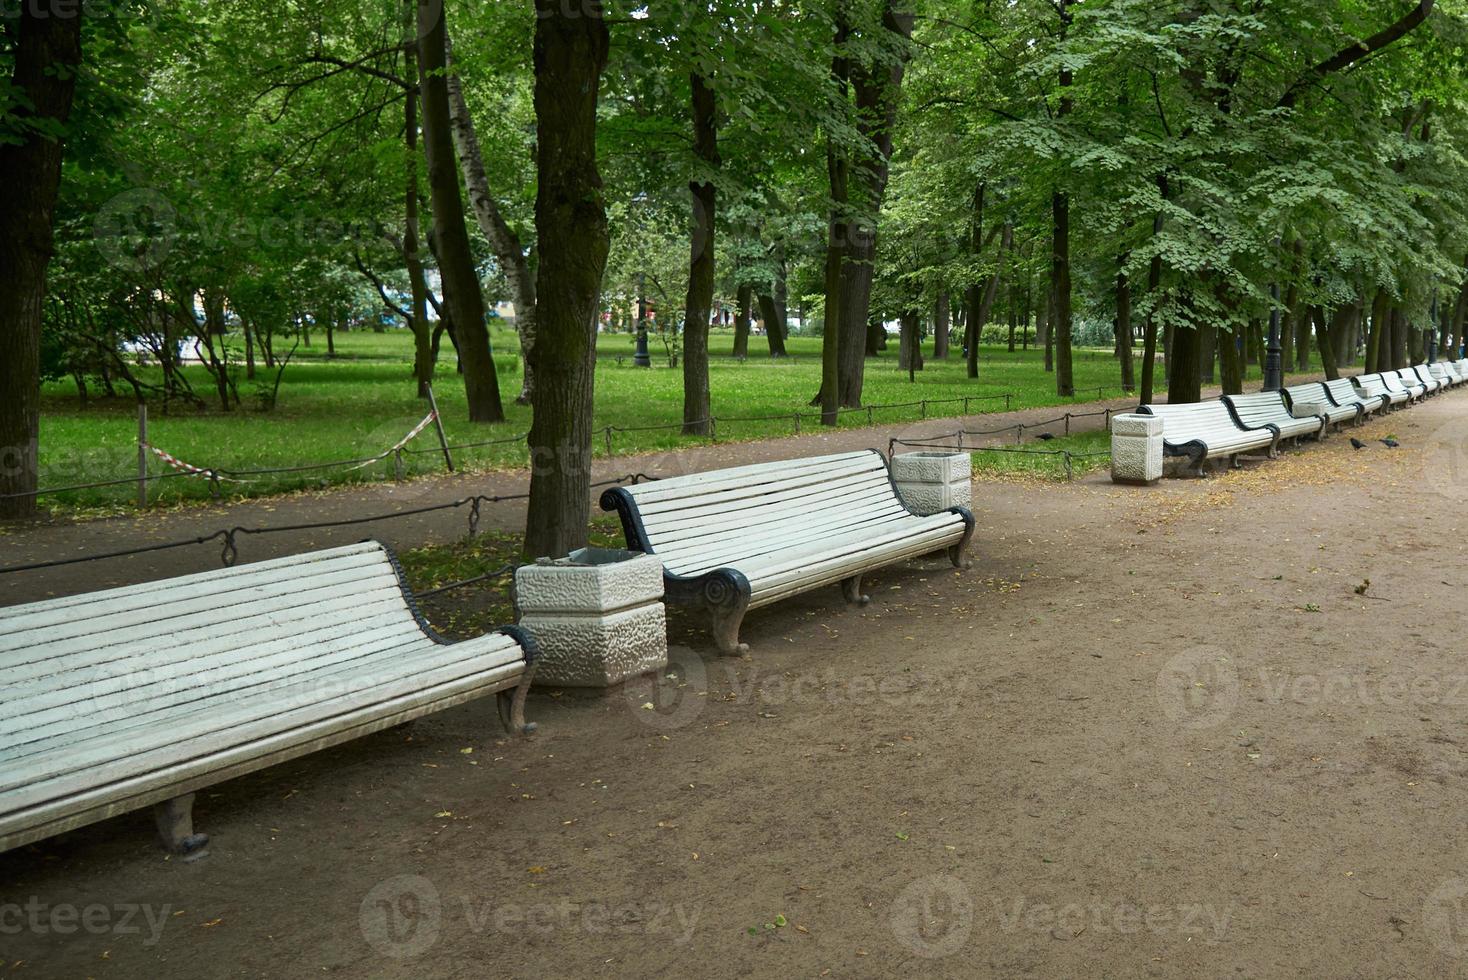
<box><xmin>1110</xmin><ymin>413</ymin><xmax>1163</xmax><ymax>484</ymax></box>
<box><xmin>891</xmin><ymin>451</ymin><xmax>972</xmax><ymax>515</ymax></box>
<box><xmin>515</xmin><ymin>548</ymin><xmax>667</xmax><ymax>687</ymax></box>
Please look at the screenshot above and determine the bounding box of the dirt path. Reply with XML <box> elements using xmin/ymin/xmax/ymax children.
<box><xmin>5</xmin><ymin>388</ymin><xmax>1468</xmax><ymax>978</ymax></box>
<box><xmin>0</xmin><ymin>394</ymin><xmax>1145</xmax><ymax>606</ymax></box>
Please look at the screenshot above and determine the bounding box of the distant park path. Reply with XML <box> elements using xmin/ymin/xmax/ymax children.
<box><xmin>0</xmin><ymin>382</ymin><xmax>1271</xmax><ymax>605</ymax></box>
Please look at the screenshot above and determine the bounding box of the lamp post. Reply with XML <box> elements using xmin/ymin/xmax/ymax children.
<box><xmin>1263</xmin><ymin>238</ymin><xmax>1283</xmax><ymax>391</ymax></box>
<box><xmin>633</xmin><ymin>272</ymin><xmax>651</xmax><ymax>368</ymax></box>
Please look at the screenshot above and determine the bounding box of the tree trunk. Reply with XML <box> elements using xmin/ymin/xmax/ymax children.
<box><xmin>1365</xmin><ymin>288</ymin><xmax>1389</xmax><ymax>374</ymax></box>
<box><xmin>817</xmin><ymin>13</ymin><xmax>849</xmax><ymax>425</ymax></box>
<box><xmin>1390</xmin><ymin>306</ymin><xmax>1408</xmax><ymax>369</ymax></box>
<box><xmin>1168</xmin><ymin>326</ymin><xmax>1201</xmax><ymax>403</ymax></box>
<box><xmin>963</xmin><ymin>183</ymin><xmax>985</xmax><ymax>379</ymax></box>
<box><xmin>933</xmin><ymin>289</ymin><xmax>950</xmax><ymax>358</ymax></box>
<box><xmin>1317</xmin><ymin>306</ymin><xmax>1341</xmax><ymax>380</ymax></box>
<box><xmin>419</xmin><ymin>1</ymin><xmax>504</xmax><ymax>422</ymax></box>
<box><xmin>898</xmin><ymin>309</ymin><xmax>923</xmax><ymax>372</ymax></box>
<box><xmin>1198</xmin><ymin>324</ymin><xmax>1216</xmax><ymax>384</ymax></box>
<box><xmin>761</xmin><ymin>293</ymin><xmax>788</xmax><ymax>356</ymax></box>
<box><xmin>1051</xmin><ymin>0</ymin><xmax>1075</xmax><ymax>398</ymax></box>
<box><xmin>732</xmin><ymin>283</ymin><xmax>751</xmax><ymax>357</ymax></box>
<box><xmin>680</xmin><ymin>71</ymin><xmax>718</xmax><ymax>435</ymax></box>
<box><xmin>446</xmin><ymin>39</ymin><xmax>537</xmax><ymax>404</ymax></box>
<box><xmin>400</xmin><ymin>36</ymin><xmax>434</xmax><ymax>399</ymax></box>
<box><xmin>1116</xmin><ymin>268</ymin><xmax>1135</xmax><ymax>392</ymax></box>
<box><xmin>1218</xmin><ymin>326</ymin><xmax>1243</xmax><ymax>396</ymax></box>
<box><xmin>524</xmin><ymin>0</ymin><xmax>610</xmax><ymax>558</ymax></box>
<box><xmin>0</xmin><ymin>8</ymin><xmax>82</xmax><ymax>519</ymax></box>
<box><xmin>243</xmin><ymin>318</ymin><xmax>257</xmax><ymax>380</ymax></box>
<box><xmin>833</xmin><ymin>0</ymin><xmax>912</xmax><ymax>406</ymax></box>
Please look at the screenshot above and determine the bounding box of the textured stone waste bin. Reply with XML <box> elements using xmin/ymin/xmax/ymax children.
<box><xmin>1110</xmin><ymin>413</ymin><xmax>1163</xmax><ymax>485</ymax></box>
<box><xmin>891</xmin><ymin>451</ymin><xmax>972</xmax><ymax>515</ymax></box>
<box><xmin>515</xmin><ymin>548</ymin><xmax>667</xmax><ymax>687</ymax></box>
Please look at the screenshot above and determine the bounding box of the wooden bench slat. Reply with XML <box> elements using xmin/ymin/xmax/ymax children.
<box><xmin>3</xmin><ymin>578</ymin><xmax>413</xmax><ymax>682</ymax></box>
<box><xmin>635</xmin><ymin>472</ymin><xmax>895</xmax><ymax>532</ymax></box>
<box><xmin>0</xmin><ymin>543</ymin><xmax>386</xmax><ymax>628</ymax></box>
<box><xmin>624</xmin><ymin>450</ymin><xmax>876</xmax><ymax>503</ymax></box>
<box><xmin>0</xmin><ymin>659</ymin><xmax>525</xmax><ymax>844</ymax></box>
<box><xmin>1</xmin><ymin>555</ymin><xmax>401</xmax><ymax>659</ymax></box>
<box><xmin>659</xmin><ymin>504</ymin><xmax>924</xmax><ymax>575</ymax></box>
<box><xmin>629</xmin><ymin>458</ymin><xmax>887</xmax><ymax>516</ymax></box>
<box><xmin>0</xmin><ymin>632</ymin><xmax>525</xmax><ymax>804</ymax></box>
<box><xmin>2</xmin><ymin>618</ymin><xmax>427</xmax><ymax>748</ymax></box>
<box><xmin>0</xmin><ymin>539</ymin><xmax>538</xmax><ymax>854</ymax></box>
<box><xmin>643</xmin><ymin>485</ymin><xmax>903</xmax><ymax>545</ymax></box>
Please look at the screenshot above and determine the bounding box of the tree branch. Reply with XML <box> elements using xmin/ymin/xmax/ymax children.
<box><xmin>1277</xmin><ymin>0</ymin><xmax>1434</xmax><ymax>108</ymax></box>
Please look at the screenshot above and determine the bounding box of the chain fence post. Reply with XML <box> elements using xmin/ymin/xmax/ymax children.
<box><xmin>1064</xmin><ymin>413</ymin><xmax>1071</xmax><ymax>436</ymax></box>
<box><xmin>603</xmin><ymin>427</ymin><xmax>614</xmax><ymax>455</ymax></box>
<box><xmin>425</xmin><ymin>384</ymin><xmax>455</xmax><ymax>473</ymax></box>
<box><xmin>136</xmin><ymin>401</ymin><xmax>148</xmax><ymax>509</ymax></box>
<box><xmin>394</xmin><ymin>448</ymin><xmax>405</xmax><ymax>483</ymax></box>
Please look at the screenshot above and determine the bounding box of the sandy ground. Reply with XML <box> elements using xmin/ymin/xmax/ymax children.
<box><xmin>6</xmin><ymin>388</ymin><xmax>1468</xmax><ymax>978</ymax></box>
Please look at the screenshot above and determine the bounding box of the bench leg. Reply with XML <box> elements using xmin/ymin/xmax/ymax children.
<box><xmin>497</xmin><ymin>664</ymin><xmax>538</xmax><ymax>737</ymax></box>
<box><xmin>153</xmin><ymin>793</ymin><xmax>209</xmax><ymax>860</ymax></box>
<box><xmin>698</xmin><ymin>570</ymin><xmax>751</xmax><ymax>656</ymax></box>
<box><xmin>841</xmin><ymin>574</ymin><xmax>870</xmax><ymax>606</ymax></box>
<box><xmin>709</xmin><ymin>599</ymin><xmax>749</xmax><ymax>655</ymax></box>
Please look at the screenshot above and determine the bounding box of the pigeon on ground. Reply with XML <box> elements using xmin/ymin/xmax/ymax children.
<box><xmin>1036</xmin><ymin>432</ymin><xmax>1055</xmax><ymax>441</ymax></box>
<box><xmin>1350</xmin><ymin>438</ymin><xmax>1367</xmax><ymax>450</ymax></box>
<box><xmin>1381</xmin><ymin>438</ymin><xmax>1400</xmax><ymax>448</ymax></box>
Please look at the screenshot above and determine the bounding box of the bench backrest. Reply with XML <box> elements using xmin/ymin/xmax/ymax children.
<box><xmin>1411</xmin><ymin>365</ymin><xmax>1439</xmax><ymax>386</ymax></box>
<box><xmin>1323</xmin><ymin>378</ymin><xmax>1369</xmax><ymax>405</ymax></box>
<box><xmin>1283</xmin><ymin>382</ymin><xmax>1329</xmax><ymax>408</ymax></box>
<box><xmin>0</xmin><ymin>541</ymin><xmax>429</xmax><ymax>757</ymax></box>
<box><xmin>1386</xmin><ymin>370</ymin><xmax>1419</xmax><ymax>391</ymax></box>
<box><xmin>1139</xmin><ymin>400</ymin><xmax>1252</xmax><ymax>441</ymax></box>
<box><xmin>602</xmin><ymin>450</ymin><xmax>911</xmax><ymax>576</ymax></box>
<box><xmin>1224</xmin><ymin>391</ymin><xmax>1294</xmax><ymax>429</ymax></box>
<box><xmin>1354</xmin><ymin>373</ymin><xmax>1394</xmax><ymax>396</ymax></box>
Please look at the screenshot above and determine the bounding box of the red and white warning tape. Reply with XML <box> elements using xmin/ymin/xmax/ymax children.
<box><xmin>345</xmin><ymin>410</ymin><xmax>438</xmax><ymax>471</ymax></box>
<box><xmin>141</xmin><ymin>410</ymin><xmax>437</xmax><ymax>483</ymax></box>
<box><xmin>143</xmin><ymin>444</ymin><xmax>224</xmax><ymax>481</ymax></box>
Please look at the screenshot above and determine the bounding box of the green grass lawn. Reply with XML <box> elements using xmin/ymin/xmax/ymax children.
<box><xmin>36</xmin><ymin>326</ymin><xmax>1157</xmax><ymax>511</ymax></box>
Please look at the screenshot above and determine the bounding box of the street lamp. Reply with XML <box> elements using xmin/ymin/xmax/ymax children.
<box><xmin>1263</xmin><ymin>238</ymin><xmax>1283</xmax><ymax>391</ymax></box>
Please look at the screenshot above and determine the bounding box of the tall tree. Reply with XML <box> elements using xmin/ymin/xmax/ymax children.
<box><xmin>0</xmin><ymin>9</ymin><xmax>83</xmax><ymax>519</ymax></box>
<box><xmin>681</xmin><ymin>70</ymin><xmax>719</xmax><ymax>435</ymax></box>
<box><xmin>524</xmin><ymin>0</ymin><xmax>610</xmax><ymax>558</ymax></box>
<box><xmin>418</xmin><ymin>0</ymin><xmax>504</xmax><ymax>422</ymax></box>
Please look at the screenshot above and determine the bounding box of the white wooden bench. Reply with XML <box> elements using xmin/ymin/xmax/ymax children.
<box><xmin>1408</xmin><ymin>365</ymin><xmax>1444</xmax><ymax>393</ymax></box>
<box><xmin>1353</xmin><ymin>372</ymin><xmax>1411</xmax><ymax>408</ymax></box>
<box><xmin>1224</xmin><ymin>390</ymin><xmax>1327</xmax><ymax>443</ymax></box>
<box><xmin>1136</xmin><ymin>400</ymin><xmax>1277</xmax><ymax>476</ymax></box>
<box><xmin>1429</xmin><ymin>362</ymin><xmax>1462</xmax><ymax>387</ymax></box>
<box><xmin>1319</xmin><ymin>378</ymin><xmax>1386</xmax><ymax>420</ymax></box>
<box><xmin>1386</xmin><ymin>369</ymin><xmax>1428</xmax><ymax>400</ymax></box>
<box><xmin>0</xmin><ymin>541</ymin><xmax>537</xmax><ymax>858</ymax></box>
<box><xmin>599</xmin><ymin>449</ymin><xmax>974</xmax><ymax>654</ymax></box>
<box><xmin>1283</xmin><ymin>382</ymin><xmax>1362</xmax><ymax>428</ymax></box>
